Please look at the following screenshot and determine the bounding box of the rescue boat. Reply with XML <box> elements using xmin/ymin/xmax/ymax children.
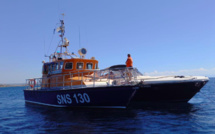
<box><xmin>23</xmin><ymin>18</ymin><xmax>137</xmax><ymax>108</ymax></box>
<box><xmin>24</xmin><ymin>16</ymin><xmax>209</xmax><ymax>108</ymax></box>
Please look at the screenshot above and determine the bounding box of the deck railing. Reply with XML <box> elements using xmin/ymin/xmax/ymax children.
<box><xmin>25</xmin><ymin>67</ymin><xmax>142</xmax><ymax>90</ymax></box>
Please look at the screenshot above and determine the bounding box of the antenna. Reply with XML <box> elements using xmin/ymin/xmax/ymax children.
<box><xmin>44</xmin><ymin>39</ymin><xmax>46</xmax><ymax>57</ymax></box>
<box><xmin>79</xmin><ymin>26</ymin><xmax>82</xmax><ymax>49</ymax></box>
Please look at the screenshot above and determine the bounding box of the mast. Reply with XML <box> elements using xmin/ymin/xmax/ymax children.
<box><xmin>59</xmin><ymin>15</ymin><xmax>65</xmax><ymax>58</ymax></box>
<box><xmin>55</xmin><ymin>13</ymin><xmax>69</xmax><ymax>60</ymax></box>
<box><xmin>46</xmin><ymin>14</ymin><xmax>85</xmax><ymax>62</ymax></box>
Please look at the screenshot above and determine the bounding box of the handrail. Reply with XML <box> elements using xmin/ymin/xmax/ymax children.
<box><xmin>25</xmin><ymin>67</ymin><xmax>141</xmax><ymax>90</ymax></box>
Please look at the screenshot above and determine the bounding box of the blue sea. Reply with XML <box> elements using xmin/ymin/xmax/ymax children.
<box><xmin>1</xmin><ymin>78</ymin><xmax>215</xmax><ymax>134</ymax></box>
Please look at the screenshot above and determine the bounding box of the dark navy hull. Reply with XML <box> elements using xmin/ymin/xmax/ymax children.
<box><xmin>130</xmin><ymin>80</ymin><xmax>208</xmax><ymax>103</ymax></box>
<box><xmin>24</xmin><ymin>86</ymin><xmax>136</xmax><ymax>108</ymax></box>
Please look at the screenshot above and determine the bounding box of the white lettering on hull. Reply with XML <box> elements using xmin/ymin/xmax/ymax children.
<box><xmin>57</xmin><ymin>93</ymin><xmax>90</xmax><ymax>105</ymax></box>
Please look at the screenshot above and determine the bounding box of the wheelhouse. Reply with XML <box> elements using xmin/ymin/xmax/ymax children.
<box><xmin>42</xmin><ymin>58</ymin><xmax>99</xmax><ymax>76</ymax></box>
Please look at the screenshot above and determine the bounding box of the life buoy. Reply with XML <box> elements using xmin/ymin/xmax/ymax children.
<box><xmin>29</xmin><ymin>79</ymin><xmax>36</xmax><ymax>88</ymax></box>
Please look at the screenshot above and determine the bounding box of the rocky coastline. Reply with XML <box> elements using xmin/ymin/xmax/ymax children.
<box><xmin>0</xmin><ymin>84</ymin><xmax>25</xmax><ymax>87</ymax></box>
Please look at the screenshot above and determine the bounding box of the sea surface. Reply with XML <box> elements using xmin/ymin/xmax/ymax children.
<box><xmin>1</xmin><ymin>78</ymin><xmax>215</xmax><ymax>134</ymax></box>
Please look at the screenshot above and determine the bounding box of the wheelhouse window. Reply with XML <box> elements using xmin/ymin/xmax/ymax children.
<box><xmin>95</xmin><ymin>63</ymin><xmax>98</xmax><ymax>69</ymax></box>
<box><xmin>56</xmin><ymin>63</ymin><xmax>59</xmax><ymax>70</ymax></box>
<box><xmin>52</xmin><ymin>64</ymin><xmax>55</xmax><ymax>71</ymax></box>
<box><xmin>54</xmin><ymin>63</ymin><xmax>58</xmax><ymax>70</ymax></box>
<box><xmin>59</xmin><ymin>62</ymin><xmax>64</xmax><ymax>69</ymax></box>
<box><xmin>43</xmin><ymin>64</ymin><xmax>48</xmax><ymax>74</ymax></box>
<box><xmin>77</xmin><ymin>63</ymin><xmax>84</xmax><ymax>69</ymax></box>
<box><xmin>86</xmin><ymin>63</ymin><xmax>93</xmax><ymax>69</ymax></box>
<box><xmin>48</xmin><ymin>65</ymin><xmax>52</xmax><ymax>72</ymax></box>
<box><xmin>65</xmin><ymin>62</ymin><xmax>73</xmax><ymax>69</ymax></box>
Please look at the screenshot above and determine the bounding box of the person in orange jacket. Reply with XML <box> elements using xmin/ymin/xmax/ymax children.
<box><xmin>126</xmin><ymin>54</ymin><xmax>133</xmax><ymax>67</ymax></box>
<box><xmin>126</xmin><ymin>54</ymin><xmax>133</xmax><ymax>82</ymax></box>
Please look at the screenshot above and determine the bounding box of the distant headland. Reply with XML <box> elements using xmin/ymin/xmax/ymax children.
<box><xmin>0</xmin><ymin>84</ymin><xmax>25</xmax><ymax>87</ymax></box>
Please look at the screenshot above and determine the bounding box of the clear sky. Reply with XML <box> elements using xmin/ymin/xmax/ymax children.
<box><xmin>0</xmin><ymin>0</ymin><xmax>215</xmax><ymax>83</ymax></box>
